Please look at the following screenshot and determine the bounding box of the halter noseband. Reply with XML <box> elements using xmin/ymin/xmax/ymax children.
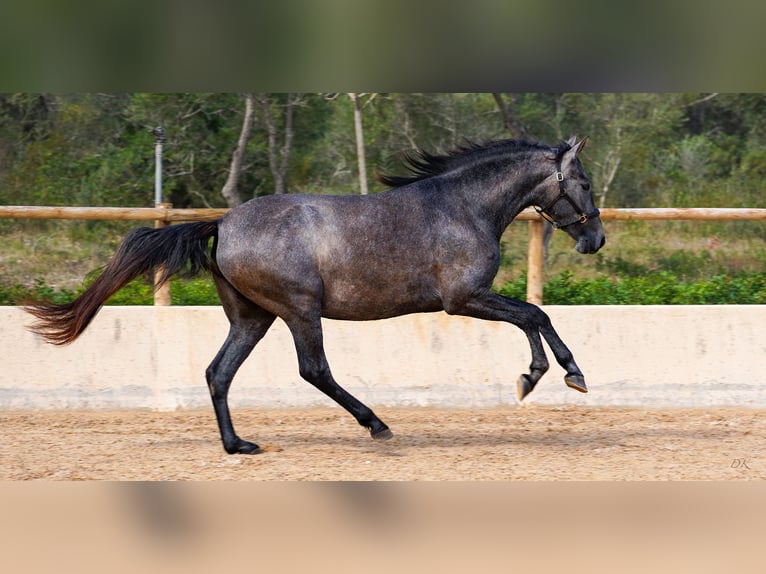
<box><xmin>534</xmin><ymin>155</ymin><xmax>600</xmax><ymax>229</ymax></box>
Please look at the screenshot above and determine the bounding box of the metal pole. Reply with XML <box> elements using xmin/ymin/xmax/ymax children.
<box><xmin>153</xmin><ymin>127</ymin><xmax>165</xmax><ymax>206</ymax></box>
<box><xmin>152</xmin><ymin>127</ymin><xmax>171</xmax><ymax>306</ymax></box>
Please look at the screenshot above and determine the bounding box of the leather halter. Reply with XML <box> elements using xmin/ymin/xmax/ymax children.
<box><xmin>535</xmin><ymin>156</ymin><xmax>600</xmax><ymax>229</ymax></box>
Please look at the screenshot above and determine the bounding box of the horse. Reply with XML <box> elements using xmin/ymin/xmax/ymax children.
<box><xmin>25</xmin><ymin>136</ymin><xmax>605</xmax><ymax>454</ymax></box>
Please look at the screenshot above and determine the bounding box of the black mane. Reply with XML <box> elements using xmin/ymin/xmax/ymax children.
<box><xmin>377</xmin><ymin>138</ymin><xmax>570</xmax><ymax>188</ymax></box>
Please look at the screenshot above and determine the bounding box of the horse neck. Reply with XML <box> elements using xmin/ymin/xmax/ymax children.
<box><xmin>446</xmin><ymin>155</ymin><xmax>551</xmax><ymax>238</ymax></box>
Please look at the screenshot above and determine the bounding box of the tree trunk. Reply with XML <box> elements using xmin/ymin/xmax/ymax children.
<box><xmin>220</xmin><ymin>94</ymin><xmax>255</xmax><ymax>208</ymax></box>
<box><xmin>257</xmin><ymin>94</ymin><xmax>298</xmax><ymax>195</ymax></box>
<box><xmin>598</xmin><ymin>127</ymin><xmax>622</xmax><ymax>209</ymax></box>
<box><xmin>349</xmin><ymin>93</ymin><xmax>369</xmax><ymax>195</ymax></box>
<box><xmin>492</xmin><ymin>93</ymin><xmax>524</xmax><ymax>139</ymax></box>
<box><xmin>599</xmin><ymin>151</ymin><xmax>621</xmax><ymax>209</ymax></box>
<box><xmin>277</xmin><ymin>94</ymin><xmax>296</xmax><ymax>195</ymax></box>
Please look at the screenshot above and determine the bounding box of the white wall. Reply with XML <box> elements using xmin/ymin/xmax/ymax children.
<box><xmin>2</xmin><ymin>306</ymin><xmax>764</xmax><ymax>410</ymax></box>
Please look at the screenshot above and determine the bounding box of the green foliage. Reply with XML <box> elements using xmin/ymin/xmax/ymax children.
<box><xmin>2</xmin><ymin>92</ymin><xmax>766</xmax><ymax>210</ymax></box>
<box><xmin>0</xmin><ymin>278</ymin><xmax>75</xmax><ymax>306</ymax></box>
<box><xmin>2</xmin><ymin>92</ymin><xmax>766</xmax><ymax>309</ymax></box>
<box><xmin>97</xmin><ymin>277</ymin><xmax>221</xmax><ymax>305</ymax></box>
<box><xmin>495</xmin><ymin>271</ymin><xmax>766</xmax><ymax>305</ymax></box>
<box><xmin>1</xmin><ymin>277</ymin><xmax>220</xmax><ymax>306</ymax></box>
<box><xmin>170</xmin><ymin>278</ymin><xmax>221</xmax><ymax>305</ymax></box>
<box><xmin>3</xmin><ymin>271</ymin><xmax>765</xmax><ymax>307</ymax></box>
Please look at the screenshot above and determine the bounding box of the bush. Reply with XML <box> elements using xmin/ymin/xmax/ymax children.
<box><xmin>0</xmin><ymin>277</ymin><xmax>220</xmax><ymax>306</ymax></box>
<box><xmin>495</xmin><ymin>270</ymin><xmax>766</xmax><ymax>305</ymax></box>
<box><xmin>0</xmin><ymin>278</ymin><xmax>76</xmax><ymax>305</ymax></box>
<box><xmin>170</xmin><ymin>278</ymin><xmax>221</xmax><ymax>305</ymax></box>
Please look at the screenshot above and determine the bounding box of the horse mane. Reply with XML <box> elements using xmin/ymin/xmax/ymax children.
<box><xmin>376</xmin><ymin>138</ymin><xmax>571</xmax><ymax>188</ymax></box>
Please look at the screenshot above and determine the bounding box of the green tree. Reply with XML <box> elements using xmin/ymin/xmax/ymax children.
<box><xmin>557</xmin><ymin>93</ymin><xmax>686</xmax><ymax>208</ymax></box>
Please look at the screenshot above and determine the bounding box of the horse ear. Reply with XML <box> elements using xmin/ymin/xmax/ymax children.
<box><xmin>574</xmin><ymin>136</ymin><xmax>589</xmax><ymax>156</ymax></box>
<box><xmin>566</xmin><ymin>135</ymin><xmax>578</xmax><ymax>148</ymax></box>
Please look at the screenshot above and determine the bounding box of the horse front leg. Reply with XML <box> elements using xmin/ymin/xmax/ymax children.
<box><xmin>447</xmin><ymin>289</ymin><xmax>587</xmax><ymax>400</ymax></box>
<box><xmin>516</xmin><ymin>327</ymin><xmax>550</xmax><ymax>400</ymax></box>
<box><xmin>538</xmin><ymin>320</ymin><xmax>588</xmax><ymax>394</ymax></box>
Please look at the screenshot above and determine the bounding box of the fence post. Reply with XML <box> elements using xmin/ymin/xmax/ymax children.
<box><xmin>527</xmin><ymin>219</ymin><xmax>545</xmax><ymax>305</ymax></box>
<box><xmin>153</xmin><ymin>203</ymin><xmax>172</xmax><ymax>306</ymax></box>
<box><xmin>152</xmin><ymin>127</ymin><xmax>170</xmax><ymax>306</ymax></box>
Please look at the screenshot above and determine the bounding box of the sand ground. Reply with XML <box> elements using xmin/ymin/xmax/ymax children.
<box><xmin>2</xmin><ymin>405</ymin><xmax>764</xmax><ymax>480</ymax></box>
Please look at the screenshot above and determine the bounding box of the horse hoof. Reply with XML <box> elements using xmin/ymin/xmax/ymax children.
<box><xmin>371</xmin><ymin>428</ymin><xmax>394</xmax><ymax>440</ymax></box>
<box><xmin>564</xmin><ymin>374</ymin><xmax>588</xmax><ymax>393</ymax></box>
<box><xmin>226</xmin><ymin>440</ymin><xmax>262</xmax><ymax>455</ymax></box>
<box><xmin>517</xmin><ymin>374</ymin><xmax>535</xmax><ymax>401</ymax></box>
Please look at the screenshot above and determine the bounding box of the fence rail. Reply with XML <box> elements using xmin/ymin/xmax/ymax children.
<box><xmin>0</xmin><ymin>205</ymin><xmax>228</xmax><ymax>221</ymax></box>
<box><xmin>3</xmin><ymin>205</ymin><xmax>766</xmax><ymax>222</ymax></box>
<box><xmin>2</xmin><ymin>205</ymin><xmax>765</xmax><ymax>305</ymax></box>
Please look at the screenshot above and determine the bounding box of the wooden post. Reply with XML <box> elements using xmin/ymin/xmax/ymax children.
<box><xmin>153</xmin><ymin>203</ymin><xmax>172</xmax><ymax>306</ymax></box>
<box><xmin>527</xmin><ymin>219</ymin><xmax>545</xmax><ymax>305</ymax></box>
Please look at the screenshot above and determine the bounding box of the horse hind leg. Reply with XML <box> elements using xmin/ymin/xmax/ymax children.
<box><xmin>207</xmin><ymin>274</ymin><xmax>276</xmax><ymax>454</ymax></box>
<box><xmin>286</xmin><ymin>315</ymin><xmax>393</xmax><ymax>440</ymax></box>
<box><xmin>206</xmin><ymin>316</ymin><xmax>274</xmax><ymax>454</ymax></box>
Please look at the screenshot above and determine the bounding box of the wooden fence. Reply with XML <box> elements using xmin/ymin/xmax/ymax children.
<box><xmin>2</xmin><ymin>205</ymin><xmax>765</xmax><ymax>305</ymax></box>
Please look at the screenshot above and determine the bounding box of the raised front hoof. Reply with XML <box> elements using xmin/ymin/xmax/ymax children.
<box><xmin>516</xmin><ymin>374</ymin><xmax>536</xmax><ymax>401</ymax></box>
<box><xmin>564</xmin><ymin>374</ymin><xmax>588</xmax><ymax>393</ymax></box>
<box><xmin>371</xmin><ymin>427</ymin><xmax>394</xmax><ymax>441</ymax></box>
<box><xmin>224</xmin><ymin>439</ymin><xmax>262</xmax><ymax>455</ymax></box>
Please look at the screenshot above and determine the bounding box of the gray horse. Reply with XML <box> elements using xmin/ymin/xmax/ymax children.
<box><xmin>27</xmin><ymin>136</ymin><xmax>605</xmax><ymax>454</ymax></box>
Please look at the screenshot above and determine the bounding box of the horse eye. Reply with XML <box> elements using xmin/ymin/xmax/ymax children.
<box><xmin>581</xmin><ymin>183</ymin><xmax>591</xmax><ymax>191</ymax></box>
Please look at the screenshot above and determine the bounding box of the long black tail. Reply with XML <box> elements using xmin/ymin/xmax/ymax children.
<box><xmin>25</xmin><ymin>220</ymin><xmax>218</xmax><ymax>345</ymax></box>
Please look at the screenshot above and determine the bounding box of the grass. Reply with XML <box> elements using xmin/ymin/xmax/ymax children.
<box><xmin>0</xmin><ymin>219</ymin><xmax>135</xmax><ymax>291</ymax></box>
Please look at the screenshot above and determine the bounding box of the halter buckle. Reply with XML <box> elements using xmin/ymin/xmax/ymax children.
<box><xmin>555</xmin><ymin>171</ymin><xmax>564</xmax><ymax>182</ymax></box>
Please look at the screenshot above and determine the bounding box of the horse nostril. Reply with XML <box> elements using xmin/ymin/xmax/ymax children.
<box><xmin>582</xmin><ymin>183</ymin><xmax>591</xmax><ymax>191</ymax></box>
<box><xmin>599</xmin><ymin>235</ymin><xmax>606</xmax><ymax>248</ymax></box>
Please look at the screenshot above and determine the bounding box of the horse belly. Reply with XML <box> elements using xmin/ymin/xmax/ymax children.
<box><xmin>320</xmin><ymin>274</ymin><xmax>442</xmax><ymax>320</ymax></box>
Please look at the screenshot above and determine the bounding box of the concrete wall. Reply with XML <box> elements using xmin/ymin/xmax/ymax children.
<box><xmin>1</xmin><ymin>305</ymin><xmax>764</xmax><ymax>410</ymax></box>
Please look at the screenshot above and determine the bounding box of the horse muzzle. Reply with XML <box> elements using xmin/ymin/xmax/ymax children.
<box><xmin>575</xmin><ymin>230</ymin><xmax>606</xmax><ymax>254</ymax></box>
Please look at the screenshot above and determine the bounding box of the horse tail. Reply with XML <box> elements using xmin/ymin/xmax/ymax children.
<box><xmin>25</xmin><ymin>220</ymin><xmax>219</xmax><ymax>346</ymax></box>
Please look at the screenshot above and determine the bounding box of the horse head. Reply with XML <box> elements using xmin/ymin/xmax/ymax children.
<box><xmin>536</xmin><ymin>136</ymin><xmax>605</xmax><ymax>254</ymax></box>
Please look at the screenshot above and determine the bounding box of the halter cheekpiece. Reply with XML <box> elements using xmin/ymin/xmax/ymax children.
<box><xmin>534</xmin><ymin>153</ymin><xmax>600</xmax><ymax>229</ymax></box>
